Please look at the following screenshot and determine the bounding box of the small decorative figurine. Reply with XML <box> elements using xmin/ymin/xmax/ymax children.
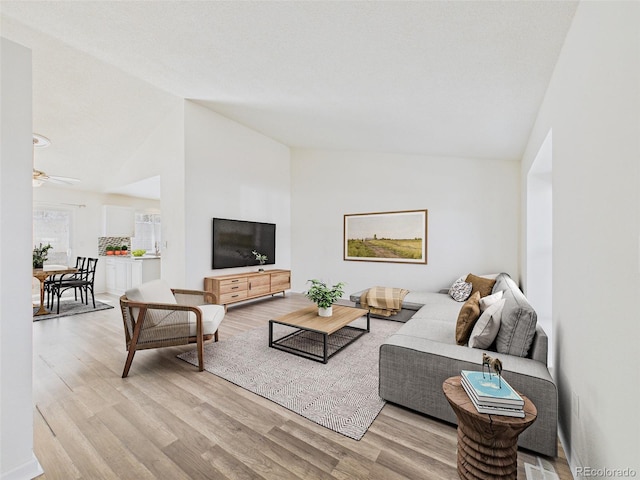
<box><xmin>482</xmin><ymin>353</ymin><xmax>503</xmax><ymax>388</ymax></box>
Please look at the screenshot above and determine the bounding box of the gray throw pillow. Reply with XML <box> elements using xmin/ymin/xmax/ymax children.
<box><xmin>493</xmin><ymin>273</ymin><xmax>538</xmax><ymax>357</ymax></box>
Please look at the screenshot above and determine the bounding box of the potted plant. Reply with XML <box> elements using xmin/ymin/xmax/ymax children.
<box><xmin>121</xmin><ymin>245</ymin><xmax>128</xmax><ymax>255</ymax></box>
<box><xmin>252</xmin><ymin>250</ymin><xmax>268</xmax><ymax>272</ymax></box>
<box><xmin>33</xmin><ymin>242</ymin><xmax>53</xmax><ymax>268</ymax></box>
<box><xmin>304</xmin><ymin>279</ymin><xmax>346</xmax><ymax>317</ymax></box>
<box><xmin>106</xmin><ymin>246</ymin><xmax>115</xmax><ymax>256</ymax></box>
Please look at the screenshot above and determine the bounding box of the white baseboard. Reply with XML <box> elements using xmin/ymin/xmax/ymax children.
<box><xmin>558</xmin><ymin>427</ymin><xmax>578</xmax><ymax>479</ymax></box>
<box><xmin>1</xmin><ymin>453</ymin><xmax>43</xmax><ymax>480</ymax></box>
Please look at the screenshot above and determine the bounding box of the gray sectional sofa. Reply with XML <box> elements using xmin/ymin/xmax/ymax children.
<box><xmin>351</xmin><ymin>273</ymin><xmax>558</xmax><ymax>457</ymax></box>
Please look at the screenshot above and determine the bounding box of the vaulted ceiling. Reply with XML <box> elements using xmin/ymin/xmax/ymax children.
<box><xmin>1</xmin><ymin>1</ymin><xmax>578</xmax><ymax>195</ymax></box>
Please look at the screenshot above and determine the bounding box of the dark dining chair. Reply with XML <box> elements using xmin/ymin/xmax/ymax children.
<box><xmin>45</xmin><ymin>256</ymin><xmax>86</xmax><ymax>308</ymax></box>
<box><xmin>51</xmin><ymin>257</ymin><xmax>98</xmax><ymax>313</ymax></box>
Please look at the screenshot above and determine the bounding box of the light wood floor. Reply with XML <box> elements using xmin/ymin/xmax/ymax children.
<box><xmin>33</xmin><ymin>293</ymin><xmax>573</xmax><ymax>480</ymax></box>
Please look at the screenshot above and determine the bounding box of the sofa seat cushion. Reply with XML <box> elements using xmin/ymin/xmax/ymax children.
<box><xmin>395</xmin><ymin>317</ymin><xmax>457</xmax><ymax>345</ymax></box>
<box><xmin>407</xmin><ymin>292</ymin><xmax>465</xmax><ymax>317</ymax></box>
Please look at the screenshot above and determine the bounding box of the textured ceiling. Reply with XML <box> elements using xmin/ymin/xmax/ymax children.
<box><xmin>1</xmin><ymin>1</ymin><xmax>578</xmax><ymax>196</ymax></box>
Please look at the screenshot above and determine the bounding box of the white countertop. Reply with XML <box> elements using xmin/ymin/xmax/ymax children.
<box><xmin>103</xmin><ymin>255</ymin><xmax>161</xmax><ymax>260</ymax></box>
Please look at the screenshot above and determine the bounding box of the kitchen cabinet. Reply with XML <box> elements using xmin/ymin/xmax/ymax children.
<box><xmin>105</xmin><ymin>257</ymin><xmax>161</xmax><ymax>295</ymax></box>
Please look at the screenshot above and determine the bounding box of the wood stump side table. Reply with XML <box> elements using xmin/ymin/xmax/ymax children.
<box><xmin>443</xmin><ymin>376</ymin><xmax>537</xmax><ymax>480</ymax></box>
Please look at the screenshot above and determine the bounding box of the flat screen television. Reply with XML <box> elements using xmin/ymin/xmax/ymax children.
<box><xmin>212</xmin><ymin>218</ymin><xmax>276</xmax><ymax>269</ymax></box>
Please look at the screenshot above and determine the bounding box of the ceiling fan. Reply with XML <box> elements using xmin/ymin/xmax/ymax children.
<box><xmin>32</xmin><ymin>133</ymin><xmax>80</xmax><ymax>187</ymax></box>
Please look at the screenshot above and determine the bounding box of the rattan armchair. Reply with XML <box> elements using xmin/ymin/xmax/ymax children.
<box><xmin>119</xmin><ymin>279</ymin><xmax>224</xmax><ymax>378</ymax></box>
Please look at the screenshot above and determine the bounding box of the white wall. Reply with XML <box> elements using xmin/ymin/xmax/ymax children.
<box><xmin>108</xmin><ymin>99</ymin><xmax>183</xmax><ymax>193</ymax></box>
<box><xmin>0</xmin><ymin>38</ymin><xmax>43</xmax><ymax>480</ymax></box>
<box><xmin>182</xmin><ymin>101</ymin><xmax>291</xmax><ymax>290</ymax></box>
<box><xmin>118</xmin><ymin>103</ymin><xmax>185</xmax><ymax>284</ymax></box>
<box><xmin>526</xmin><ymin>130</ymin><xmax>554</xmax><ymax>368</ymax></box>
<box><xmin>521</xmin><ymin>1</ymin><xmax>639</xmax><ymax>474</ymax></box>
<box><xmin>32</xmin><ymin>188</ymin><xmax>160</xmax><ymax>294</ymax></box>
<box><xmin>291</xmin><ymin>149</ymin><xmax>520</xmax><ymax>295</ymax></box>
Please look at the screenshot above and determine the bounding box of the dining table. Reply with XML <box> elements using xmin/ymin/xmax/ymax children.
<box><xmin>32</xmin><ymin>265</ymin><xmax>78</xmax><ymax>316</ymax></box>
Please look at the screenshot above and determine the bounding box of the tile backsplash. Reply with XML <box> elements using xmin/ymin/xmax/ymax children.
<box><xmin>98</xmin><ymin>237</ymin><xmax>131</xmax><ymax>256</ymax></box>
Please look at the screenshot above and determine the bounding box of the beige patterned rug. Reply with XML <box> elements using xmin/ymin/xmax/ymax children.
<box><xmin>178</xmin><ymin>317</ymin><xmax>401</xmax><ymax>440</ymax></box>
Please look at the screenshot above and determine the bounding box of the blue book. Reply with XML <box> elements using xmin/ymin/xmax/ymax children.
<box><xmin>460</xmin><ymin>380</ymin><xmax>525</xmax><ymax>417</ymax></box>
<box><xmin>461</xmin><ymin>370</ymin><xmax>524</xmax><ymax>407</ymax></box>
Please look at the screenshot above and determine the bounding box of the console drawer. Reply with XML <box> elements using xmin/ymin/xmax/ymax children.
<box><xmin>220</xmin><ymin>280</ymin><xmax>248</xmax><ymax>294</ymax></box>
<box><xmin>219</xmin><ymin>290</ymin><xmax>248</xmax><ymax>303</ymax></box>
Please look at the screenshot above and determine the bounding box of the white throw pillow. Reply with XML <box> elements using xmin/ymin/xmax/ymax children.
<box><xmin>479</xmin><ymin>290</ymin><xmax>504</xmax><ymax>312</ymax></box>
<box><xmin>469</xmin><ymin>298</ymin><xmax>505</xmax><ymax>349</ymax></box>
<box><xmin>449</xmin><ymin>277</ymin><xmax>473</xmax><ymax>302</ymax></box>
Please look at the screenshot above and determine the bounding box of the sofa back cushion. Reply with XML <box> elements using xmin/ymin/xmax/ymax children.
<box><xmin>493</xmin><ymin>273</ymin><xmax>538</xmax><ymax>357</ymax></box>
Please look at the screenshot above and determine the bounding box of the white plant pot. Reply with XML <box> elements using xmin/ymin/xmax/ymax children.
<box><xmin>318</xmin><ymin>306</ymin><xmax>333</xmax><ymax>317</ymax></box>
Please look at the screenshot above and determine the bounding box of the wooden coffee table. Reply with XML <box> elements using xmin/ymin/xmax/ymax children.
<box><xmin>269</xmin><ymin>304</ymin><xmax>370</xmax><ymax>363</ymax></box>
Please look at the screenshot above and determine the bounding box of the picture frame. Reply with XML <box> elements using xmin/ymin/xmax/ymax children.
<box><xmin>344</xmin><ymin>209</ymin><xmax>428</xmax><ymax>264</ymax></box>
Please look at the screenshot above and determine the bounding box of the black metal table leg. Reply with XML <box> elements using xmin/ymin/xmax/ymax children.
<box><xmin>323</xmin><ymin>333</ymin><xmax>328</xmax><ymax>363</ymax></box>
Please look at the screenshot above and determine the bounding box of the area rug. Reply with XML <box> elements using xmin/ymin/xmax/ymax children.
<box><xmin>177</xmin><ymin>317</ymin><xmax>401</xmax><ymax>440</ymax></box>
<box><xmin>33</xmin><ymin>299</ymin><xmax>114</xmax><ymax>321</ymax></box>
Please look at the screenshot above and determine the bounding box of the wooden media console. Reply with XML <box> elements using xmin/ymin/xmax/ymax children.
<box><xmin>204</xmin><ymin>269</ymin><xmax>291</xmax><ymax>309</ymax></box>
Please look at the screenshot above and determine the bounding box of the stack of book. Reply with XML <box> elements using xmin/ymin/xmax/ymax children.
<box><xmin>460</xmin><ymin>370</ymin><xmax>525</xmax><ymax>417</ymax></box>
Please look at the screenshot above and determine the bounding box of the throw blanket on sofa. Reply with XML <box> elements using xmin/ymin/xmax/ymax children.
<box><xmin>360</xmin><ymin>287</ymin><xmax>410</xmax><ymax>317</ymax></box>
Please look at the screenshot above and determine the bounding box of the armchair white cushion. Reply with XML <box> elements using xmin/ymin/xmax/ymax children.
<box><xmin>188</xmin><ymin>304</ymin><xmax>224</xmax><ymax>336</ymax></box>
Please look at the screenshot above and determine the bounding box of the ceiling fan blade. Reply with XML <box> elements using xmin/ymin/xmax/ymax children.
<box><xmin>33</xmin><ymin>169</ymin><xmax>80</xmax><ymax>185</ymax></box>
<box><xmin>46</xmin><ymin>175</ymin><xmax>81</xmax><ymax>185</ymax></box>
<box><xmin>33</xmin><ymin>169</ymin><xmax>48</xmax><ymax>180</ymax></box>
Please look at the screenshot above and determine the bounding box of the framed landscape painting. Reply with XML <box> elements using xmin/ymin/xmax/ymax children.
<box><xmin>344</xmin><ymin>209</ymin><xmax>428</xmax><ymax>264</ymax></box>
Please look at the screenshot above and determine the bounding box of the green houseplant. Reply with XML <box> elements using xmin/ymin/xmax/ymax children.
<box><xmin>33</xmin><ymin>242</ymin><xmax>53</xmax><ymax>268</ymax></box>
<box><xmin>304</xmin><ymin>279</ymin><xmax>346</xmax><ymax>317</ymax></box>
<box><xmin>252</xmin><ymin>250</ymin><xmax>268</xmax><ymax>271</ymax></box>
<box><xmin>106</xmin><ymin>246</ymin><xmax>115</xmax><ymax>256</ymax></box>
<box><xmin>121</xmin><ymin>245</ymin><xmax>128</xmax><ymax>255</ymax></box>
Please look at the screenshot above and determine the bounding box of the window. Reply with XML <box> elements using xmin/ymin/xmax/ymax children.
<box><xmin>33</xmin><ymin>207</ymin><xmax>73</xmax><ymax>265</ymax></box>
<box><xmin>131</xmin><ymin>213</ymin><xmax>161</xmax><ymax>253</ymax></box>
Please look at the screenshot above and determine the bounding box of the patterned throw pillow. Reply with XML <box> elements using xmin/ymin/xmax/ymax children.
<box><xmin>449</xmin><ymin>277</ymin><xmax>473</xmax><ymax>302</ymax></box>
